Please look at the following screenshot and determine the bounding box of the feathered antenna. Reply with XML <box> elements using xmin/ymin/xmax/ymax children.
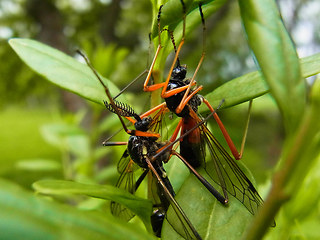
<box><xmin>103</xmin><ymin>100</ymin><xmax>141</xmax><ymax>121</ymax></box>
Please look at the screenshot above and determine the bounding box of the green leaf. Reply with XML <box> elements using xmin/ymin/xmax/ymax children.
<box><xmin>33</xmin><ymin>180</ymin><xmax>153</xmax><ymax>232</ymax></box>
<box><xmin>162</xmin><ymin>168</ymin><xmax>254</xmax><ymax>239</ymax></box>
<box><xmin>151</xmin><ymin>0</ymin><xmax>194</xmax><ymax>36</ymax></box>
<box><xmin>282</xmin><ymin>155</ymin><xmax>320</xmax><ymax>221</ymax></box>
<box><xmin>150</xmin><ymin>0</ymin><xmax>226</xmax><ymax>70</ymax></box>
<box><xmin>165</xmin><ymin>0</ymin><xmax>227</xmax><ymax>44</ymax></box>
<box><xmin>301</xmin><ymin>52</ymin><xmax>320</xmax><ymax>78</ymax></box>
<box><xmin>0</xmin><ymin>179</ymin><xmax>155</xmax><ymax>240</ymax></box>
<box><xmin>202</xmin><ymin>53</ymin><xmax>320</xmax><ymax>110</ymax></box>
<box><xmin>8</xmin><ymin>38</ymin><xmax>122</xmax><ymax>106</ymax></box>
<box><xmin>201</xmin><ymin>71</ymin><xmax>267</xmax><ymax>111</ymax></box>
<box><xmin>15</xmin><ymin>159</ymin><xmax>61</xmax><ymax>172</ymax></box>
<box><xmin>42</xmin><ymin>123</ymin><xmax>91</xmax><ymax>158</ymax></box>
<box><xmin>8</xmin><ymin>39</ymin><xmax>320</xmax><ymax>113</ymax></box>
<box><xmin>66</xmin><ymin>135</ymin><xmax>91</xmax><ymax>158</ymax></box>
<box><xmin>238</xmin><ymin>0</ymin><xmax>306</xmax><ymax>135</ymax></box>
<box><xmin>283</xmin><ymin>76</ymin><xmax>320</xmax><ymax>195</ymax></box>
<box><xmin>151</xmin><ymin>0</ymin><xmax>225</xmax><ymax>38</ymax></box>
<box><xmin>244</xmin><ymin>78</ymin><xmax>320</xmax><ymax>240</ymax></box>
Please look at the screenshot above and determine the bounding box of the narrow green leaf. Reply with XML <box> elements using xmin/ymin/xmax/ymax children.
<box><xmin>153</xmin><ymin>0</ymin><xmax>195</xmax><ymax>34</ymax></box>
<box><xmin>9</xmin><ymin>39</ymin><xmax>320</xmax><ymax>113</ymax></box>
<box><xmin>8</xmin><ymin>38</ymin><xmax>121</xmax><ymax>106</ymax></box>
<box><xmin>244</xmin><ymin>78</ymin><xmax>320</xmax><ymax>240</ymax></box>
<box><xmin>201</xmin><ymin>71</ymin><xmax>267</xmax><ymax>111</ymax></box>
<box><xmin>165</xmin><ymin>0</ymin><xmax>226</xmax><ymax>44</ymax></box>
<box><xmin>33</xmin><ymin>180</ymin><xmax>153</xmax><ymax>232</ymax></box>
<box><xmin>40</xmin><ymin>123</ymin><xmax>85</xmax><ymax>149</ymax></box>
<box><xmin>15</xmin><ymin>159</ymin><xmax>61</xmax><ymax>172</ymax></box>
<box><xmin>238</xmin><ymin>0</ymin><xmax>306</xmax><ymax>135</ymax></box>
<box><xmin>162</xmin><ymin>168</ymin><xmax>255</xmax><ymax>239</ymax></box>
<box><xmin>300</xmin><ymin>52</ymin><xmax>320</xmax><ymax>78</ymax></box>
<box><xmin>0</xmin><ymin>179</ymin><xmax>155</xmax><ymax>240</ymax></box>
<box><xmin>151</xmin><ymin>0</ymin><xmax>224</xmax><ymax>36</ymax></box>
<box><xmin>151</xmin><ymin>0</ymin><xmax>226</xmax><ymax>64</ymax></box>
<box><xmin>283</xmin><ymin>77</ymin><xmax>320</xmax><ymax>193</ymax></box>
<box><xmin>202</xmin><ymin>53</ymin><xmax>320</xmax><ymax>110</ymax></box>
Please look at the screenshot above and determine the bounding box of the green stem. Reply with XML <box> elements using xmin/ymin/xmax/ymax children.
<box><xmin>244</xmin><ymin>79</ymin><xmax>320</xmax><ymax>240</ymax></box>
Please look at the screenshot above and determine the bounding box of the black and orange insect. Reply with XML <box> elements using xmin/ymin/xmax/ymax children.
<box><xmin>77</xmin><ymin>50</ymin><xmax>214</xmax><ymax>239</ymax></box>
<box><xmin>141</xmin><ymin>1</ymin><xmax>265</xmax><ymax>217</ymax></box>
<box><xmin>78</xmin><ymin>1</ymin><xmax>275</xmax><ymax>237</ymax></box>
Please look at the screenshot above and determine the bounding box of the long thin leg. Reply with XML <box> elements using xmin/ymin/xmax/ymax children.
<box><xmin>144</xmin><ymin>1</ymin><xmax>188</xmax><ymax>96</ymax></box>
<box><xmin>103</xmin><ymin>141</ymin><xmax>128</xmax><ymax>146</ymax></box>
<box><xmin>144</xmin><ymin>1</ymin><xmax>202</xmax><ymax>112</ymax></box>
<box><xmin>201</xmin><ymin>98</ymin><xmax>252</xmax><ymax>160</ymax></box>
<box><xmin>175</xmin><ymin>3</ymin><xmax>206</xmax><ymax>114</ymax></box>
<box><xmin>239</xmin><ymin>100</ymin><xmax>252</xmax><ymax>158</ymax></box>
<box><xmin>143</xmin><ymin>44</ymin><xmax>165</xmax><ymax>92</ymax></box>
<box><xmin>155</xmin><ymin>119</ymin><xmax>184</xmax><ymax>159</ymax></box>
<box><xmin>161</xmin><ymin>0</ymin><xmax>186</xmax><ymax>98</ymax></box>
<box><xmin>167</xmin><ymin>85</ymin><xmax>203</xmax><ymax>114</ymax></box>
<box><xmin>152</xmin><ymin>99</ymin><xmax>224</xmax><ymax>161</ymax></box>
<box><xmin>143</xmin><ymin>5</ymin><xmax>166</xmax><ymax>92</ymax></box>
<box><xmin>161</xmin><ymin>81</ymin><xmax>197</xmax><ymax>98</ymax></box>
<box><xmin>114</xmin><ymin>70</ymin><xmax>148</xmax><ymax>99</ymax></box>
<box><xmin>160</xmin><ymin>37</ymin><xmax>185</xmax><ymax>98</ymax></box>
<box><xmin>78</xmin><ymin>50</ymin><xmax>160</xmax><ymax>139</ymax></box>
<box><xmin>173</xmin><ymin>151</ymin><xmax>227</xmax><ymax>204</ymax></box>
<box><xmin>139</xmin><ymin>102</ymin><xmax>167</xmax><ymax>118</ymax></box>
<box><xmin>145</xmin><ymin>157</ymin><xmax>202</xmax><ymax>240</ymax></box>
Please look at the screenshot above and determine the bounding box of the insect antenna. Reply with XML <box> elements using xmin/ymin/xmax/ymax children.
<box><xmin>76</xmin><ymin>50</ymin><xmax>134</xmax><ymax>134</ymax></box>
<box><xmin>103</xmin><ymin>100</ymin><xmax>141</xmax><ymax>122</ymax></box>
<box><xmin>113</xmin><ymin>70</ymin><xmax>148</xmax><ymax>100</ymax></box>
<box><xmin>168</xmin><ymin>29</ymin><xmax>181</xmax><ymax>67</ymax></box>
<box><xmin>199</xmin><ymin>2</ymin><xmax>206</xmax><ymax>59</ymax></box>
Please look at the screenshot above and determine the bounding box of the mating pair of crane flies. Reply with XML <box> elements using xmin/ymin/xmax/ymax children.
<box><xmin>141</xmin><ymin>0</ymin><xmax>262</xmax><ymax>214</ymax></box>
<box><xmin>79</xmin><ymin>1</ymin><xmax>274</xmax><ymax>239</ymax></box>
<box><xmin>79</xmin><ymin>49</ymin><xmax>218</xmax><ymax>239</ymax></box>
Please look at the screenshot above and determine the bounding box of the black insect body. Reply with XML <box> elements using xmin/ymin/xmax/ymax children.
<box><xmin>165</xmin><ymin>65</ymin><xmax>201</xmax><ymax>117</ymax></box>
<box><xmin>165</xmin><ymin>64</ymin><xmax>205</xmax><ymax>169</ymax></box>
<box><xmin>103</xmin><ymin>101</ymin><xmax>202</xmax><ymax>240</ymax></box>
<box><xmin>141</xmin><ymin>1</ymin><xmax>272</xmax><ymax>221</ymax></box>
<box><xmin>78</xmin><ymin>50</ymin><xmax>203</xmax><ymax>239</ymax></box>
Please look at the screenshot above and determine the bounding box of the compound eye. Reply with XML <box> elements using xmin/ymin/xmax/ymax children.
<box><xmin>145</xmin><ymin>117</ymin><xmax>153</xmax><ymax>126</ymax></box>
<box><xmin>172</xmin><ymin>65</ymin><xmax>187</xmax><ymax>80</ymax></box>
<box><xmin>172</xmin><ymin>67</ymin><xmax>180</xmax><ymax>77</ymax></box>
<box><xmin>135</xmin><ymin>117</ymin><xmax>152</xmax><ymax>132</ymax></box>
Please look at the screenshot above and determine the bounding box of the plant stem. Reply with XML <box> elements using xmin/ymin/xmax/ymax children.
<box><xmin>244</xmin><ymin>78</ymin><xmax>320</xmax><ymax>240</ymax></box>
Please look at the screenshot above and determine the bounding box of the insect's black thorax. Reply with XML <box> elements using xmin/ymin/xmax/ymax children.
<box><xmin>165</xmin><ymin>64</ymin><xmax>201</xmax><ymax>117</ymax></box>
<box><xmin>127</xmin><ymin>136</ymin><xmax>170</xmax><ymax>169</ymax></box>
<box><xmin>165</xmin><ymin>79</ymin><xmax>201</xmax><ymax>118</ymax></box>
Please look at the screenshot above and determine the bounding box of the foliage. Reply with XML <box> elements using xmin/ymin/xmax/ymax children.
<box><xmin>238</xmin><ymin>0</ymin><xmax>320</xmax><ymax>239</ymax></box>
<box><xmin>9</xmin><ymin>38</ymin><xmax>320</xmax><ymax>110</ymax></box>
<box><xmin>2</xmin><ymin>0</ymin><xmax>320</xmax><ymax>239</ymax></box>
<box><xmin>0</xmin><ymin>179</ymin><xmax>155</xmax><ymax>240</ymax></box>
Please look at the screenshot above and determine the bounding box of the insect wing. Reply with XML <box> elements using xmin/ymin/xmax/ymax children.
<box><xmin>146</xmin><ymin>158</ymin><xmax>202</xmax><ymax>240</ymax></box>
<box><xmin>148</xmin><ymin>106</ymin><xmax>170</xmax><ymax>140</ymax></box>
<box><xmin>199</xmin><ymin>122</ymin><xmax>264</xmax><ymax>216</ymax></box>
<box><xmin>111</xmin><ymin>150</ymin><xmax>138</xmax><ymax>221</ymax></box>
<box><xmin>164</xmin><ymin>195</ymin><xmax>202</xmax><ymax>240</ymax></box>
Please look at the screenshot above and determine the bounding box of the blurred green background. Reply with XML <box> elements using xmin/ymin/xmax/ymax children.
<box><xmin>0</xmin><ymin>0</ymin><xmax>319</xmax><ymax>239</ymax></box>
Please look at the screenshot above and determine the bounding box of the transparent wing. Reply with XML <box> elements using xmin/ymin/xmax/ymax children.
<box><xmin>199</xmin><ymin>122</ymin><xmax>264</xmax><ymax>216</ymax></box>
<box><xmin>111</xmin><ymin>150</ymin><xmax>137</xmax><ymax>221</ymax></box>
<box><xmin>148</xmin><ymin>106</ymin><xmax>170</xmax><ymax>141</ymax></box>
<box><xmin>146</xmin><ymin>158</ymin><xmax>202</xmax><ymax>240</ymax></box>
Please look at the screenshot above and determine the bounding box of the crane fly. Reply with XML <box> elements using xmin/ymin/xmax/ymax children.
<box><xmin>77</xmin><ymin>50</ymin><xmax>219</xmax><ymax>239</ymax></box>
<box><xmin>77</xmin><ymin>1</ymin><xmax>275</xmax><ymax>237</ymax></box>
<box><xmin>142</xmin><ymin>0</ymin><xmax>275</xmax><ymax>226</ymax></box>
